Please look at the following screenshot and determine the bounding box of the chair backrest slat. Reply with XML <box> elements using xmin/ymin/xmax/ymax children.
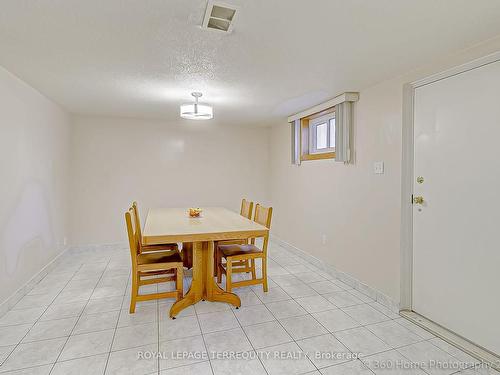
<box><xmin>125</xmin><ymin>208</ymin><xmax>139</xmax><ymax>265</ymax></box>
<box><xmin>132</xmin><ymin>201</ymin><xmax>143</xmax><ymax>242</ymax></box>
<box><xmin>240</xmin><ymin>199</ymin><xmax>254</xmax><ymax>220</ymax></box>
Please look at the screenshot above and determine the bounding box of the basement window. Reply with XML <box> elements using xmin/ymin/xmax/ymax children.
<box><xmin>300</xmin><ymin>110</ymin><xmax>336</xmax><ymax>161</ymax></box>
<box><xmin>310</xmin><ymin>114</ymin><xmax>335</xmax><ymax>154</ymax></box>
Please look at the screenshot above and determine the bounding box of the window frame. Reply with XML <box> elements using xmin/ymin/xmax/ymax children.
<box><xmin>308</xmin><ymin>113</ymin><xmax>336</xmax><ymax>154</ymax></box>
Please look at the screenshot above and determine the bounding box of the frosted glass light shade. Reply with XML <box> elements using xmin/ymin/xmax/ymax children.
<box><xmin>180</xmin><ymin>103</ymin><xmax>213</xmax><ymax>120</ymax></box>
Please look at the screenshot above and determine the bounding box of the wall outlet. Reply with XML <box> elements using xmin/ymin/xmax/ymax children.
<box><xmin>63</xmin><ymin>237</ymin><xmax>67</xmax><ymax>246</ymax></box>
<box><xmin>374</xmin><ymin>161</ymin><xmax>384</xmax><ymax>174</ymax></box>
<box><xmin>321</xmin><ymin>234</ymin><xmax>327</xmax><ymax>245</ymax></box>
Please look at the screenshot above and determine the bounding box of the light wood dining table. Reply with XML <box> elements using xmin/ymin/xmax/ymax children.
<box><xmin>142</xmin><ymin>207</ymin><xmax>269</xmax><ymax>318</ymax></box>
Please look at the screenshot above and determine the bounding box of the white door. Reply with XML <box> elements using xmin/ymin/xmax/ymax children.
<box><xmin>413</xmin><ymin>59</ymin><xmax>500</xmax><ymax>355</ymax></box>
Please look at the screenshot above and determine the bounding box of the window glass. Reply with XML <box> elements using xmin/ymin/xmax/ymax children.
<box><xmin>329</xmin><ymin>118</ymin><xmax>335</xmax><ymax>148</ymax></box>
<box><xmin>316</xmin><ymin>122</ymin><xmax>328</xmax><ymax>149</ymax></box>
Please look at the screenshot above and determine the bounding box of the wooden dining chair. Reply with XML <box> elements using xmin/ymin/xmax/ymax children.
<box><xmin>216</xmin><ymin>204</ymin><xmax>272</xmax><ymax>292</ymax></box>
<box><xmin>132</xmin><ymin>201</ymin><xmax>178</xmax><ymax>254</ymax></box>
<box><xmin>214</xmin><ymin>199</ymin><xmax>254</xmax><ymax>275</ymax></box>
<box><xmin>126</xmin><ymin>207</ymin><xmax>183</xmax><ymax>313</ymax></box>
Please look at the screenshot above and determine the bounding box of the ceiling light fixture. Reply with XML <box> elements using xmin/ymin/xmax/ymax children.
<box><xmin>180</xmin><ymin>92</ymin><xmax>213</xmax><ymax>120</ymax></box>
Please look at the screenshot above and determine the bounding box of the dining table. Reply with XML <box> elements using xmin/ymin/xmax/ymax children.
<box><xmin>142</xmin><ymin>206</ymin><xmax>269</xmax><ymax>318</ymax></box>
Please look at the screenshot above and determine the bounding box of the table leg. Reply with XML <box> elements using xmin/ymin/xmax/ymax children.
<box><xmin>169</xmin><ymin>241</ymin><xmax>240</xmax><ymax>318</ymax></box>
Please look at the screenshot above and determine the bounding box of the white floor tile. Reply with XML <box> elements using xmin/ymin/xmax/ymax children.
<box><xmin>312</xmin><ymin>309</ymin><xmax>360</xmax><ymax>333</ymax></box>
<box><xmin>0</xmin><ymin>307</ymin><xmax>46</xmax><ymax>327</ymax></box>
<box><xmin>112</xmin><ymin>323</ymin><xmax>157</xmax><ymax>351</ymax></box>
<box><xmin>257</xmin><ymin>341</ymin><xmax>316</xmax><ymax>375</ymax></box>
<box><xmin>297</xmin><ymin>333</ymin><xmax>352</xmax><ymax>368</ymax></box>
<box><xmin>279</xmin><ymin>314</ymin><xmax>328</xmax><ymax>340</ymax></box>
<box><xmin>12</xmin><ymin>294</ymin><xmax>56</xmax><ymax>311</ymax></box>
<box><xmin>159</xmin><ymin>315</ymin><xmax>201</xmax><ymax>341</ymax></box>
<box><xmin>83</xmin><ymin>297</ymin><xmax>124</xmax><ymax>315</ymax></box>
<box><xmin>197</xmin><ymin>311</ymin><xmax>239</xmax><ymax>334</ymax></box>
<box><xmin>309</xmin><ymin>281</ymin><xmax>344</xmax><ymax>294</ymax></box>
<box><xmin>159</xmin><ymin>335</ymin><xmax>207</xmax><ymax>370</ymax></box>
<box><xmin>295</xmin><ymin>295</ymin><xmax>337</xmax><ymax>313</ymax></box>
<box><xmin>233</xmin><ymin>290</ymin><xmax>262</xmax><ymax>307</ymax></box>
<box><xmin>160</xmin><ymin>361</ymin><xmax>213</xmax><ymax>375</ymax></box>
<box><xmin>334</xmin><ymin>327</ymin><xmax>391</xmax><ymax>357</ymax></box>
<box><xmin>320</xmin><ymin>360</ymin><xmax>373</xmax><ymax>375</ymax></box>
<box><xmin>73</xmin><ymin>310</ymin><xmax>120</xmax><ymax>334</ymax></box>
<box><xmin>211</xmin><ymin>354</ymin><xmax>267</xmax><ymax>375</ymax></box>
<box><xmin>281</xmin><ymin>283</ymin><xmax>318</xmax><ymax>299</ymax></box>
<box><xmin>234</xmin><ymin>305</ymin><xmax>275</xmax><ymax>326</ymax></box>
<box><xmin>395</xmin><ymin>318</ymin><xmax>436</xmax><ymax>340</ymax></box>
<box><xmin>106</xmin><ymin>343</ymin><xmax>158</xmax><ymax>375</ymax></box>
<box><xmin>243</xmin><ymin>321</ymin><xmax>293</xmax><ymax>349</ymax></box>
<box><xmin>0</xmin><ymin>337</ymin><xmax>66</xmax><ymax>372</ymax></box>
<box><xmin>323</xmin><ymin>291</ymin><xmax>364</xmax><ymax>308</ymax></box>
<box><xmin>0</xmin><ymin>325</ymin><xmax>32</xmax><ymax>346</ymax></box>
<box><xmin>40</xmin><ymin>302</ymin><xmax>87</xmax><ymax>321</ymax></box>
<box><xmin>59</xmin><ymin>329</ymin><xmax>114</xmax><ymax>361</ymax></box>
<box><xmin>204</xmin><ymin>327</ymin><xmax>253</xmax><ymax>354</ymax></box>
<box><xmin>342</xmin><ymin>304</ymin><xmax>391</xmax><ymax>325</ymax></box>
<box><xmin>22</xmin><ymin>317</ymin><xmax>77</xmax><ymax>343</ymax></box>
<box><xmin>265</xmin><ymin>300</ymin><xmax>308</xmax><ymax>319</ymax></box>
<box><xmin>253</xmin><ymin>286</ymin><xmax>291</xmax><ymax>304</ymax></box>
<box><xmin>0</xmin><ymin>364</ymin><xmax>53</xmax><ymax>374</ymax></box>
<box><xmin>194</xmin><ymin>301</ymin><xmax>231</xmax><ymax>315</ymax></box>
<box><xmin>365</xmin><ymin>321</ymin><xmax>423</xmax><ymax>348</ymax></box>
<box><xmin>51</xmin><ymin>353</ymin><xmax>108</xmax><ymax>375</ymax></box>
<box><xmin>368</xmin><ymin>302</ymin><xmax>400</xmax><ymax>319</ymax></box>
<box><xmin>428</xmin><ymin>338</ymin><xmax>479</xmax><ymax>364</ymax></box>
<box><xmin>118</xmin><ymin>305</ymin><xmax>157</xmax><ymax>327</ymax></box>
<box><xmin>0</xmin><ymin>345</ymin><xmax>15</xmax><ymax>364</ymax></box>
<box><xmin>397</xmin><ymin>341</ymin><xmax>466</xmax><ymax>375</ymax></box>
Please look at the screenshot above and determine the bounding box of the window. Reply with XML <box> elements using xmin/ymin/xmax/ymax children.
<box><xmin>309</xmin><ymin>114</ymin><xmax>335</xmax><ymax>154</ymax></box>
<box><xmin>298</xmin><ymin>109</ymin><xmax>336</xmax><ymax>162</ymax></box>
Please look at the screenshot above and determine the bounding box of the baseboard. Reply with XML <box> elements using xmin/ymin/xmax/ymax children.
<box><xmin>0</xmin><ymin>245</ymin><xmax>71</xmax><ymax>318</ymax></box>
<box><xmin>400</xmin><ymin>310</ymin><xmax>500</xmax><ymax>371</ymax></box>
<box><xmin>270</xmin><ymin>234</ymin><xmax>401</xmax><ymax>313</ymax></box>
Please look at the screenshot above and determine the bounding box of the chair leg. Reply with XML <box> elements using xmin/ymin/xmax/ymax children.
<box><xmin>226</xmin><ymin>259</ymin><xmax>232</xmax><ymax>293</ymax></box>
<box><xmin>176</xmin><ymin>266</ymin><xmax>183</xmax><ymax>299</ymax></box>
<box><xmin>250</xmin><ymin>259</ymin><xmax>256</xmax><ymax>280</ymax></box>
<box><xmin>262</xmin><ymin>256</ymin><xmax>268</xmax><ymax>293</ymax></box>
<box><xmin>245</xmin><ymin>259</ymin><xmax>250</xmax><ymax>273</ymax></box>
<box><xmin>216</xmin><ymin>251</ymin><xmax>222</xmax><ymax>284</ymax></box>
<box><xmin>130</xmin><ymin>270</ymin><xmax>138</xmax><ymax>313</ymax></box>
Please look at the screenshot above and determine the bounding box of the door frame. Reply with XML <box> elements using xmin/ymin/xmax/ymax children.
<box><xmin>399</xmin><ymin>50</ymin><xmax>500</xmax><ymax>311</ymax></box>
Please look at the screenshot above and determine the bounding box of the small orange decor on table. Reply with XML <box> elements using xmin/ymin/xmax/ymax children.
<box><xmin>142</xmin><ymin>207</ymin><xmax>269</xmax><ymax>318</ymax></box>
<box><xmin>188</xmin><ymin>207</ymin><xmax>202</xmax><ymax>217</ymax></box>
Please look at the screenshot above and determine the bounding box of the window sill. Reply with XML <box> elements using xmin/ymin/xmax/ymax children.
<box><xmin>301</xmin><ymin>152</ymin><xmax>335</xmax><ymax>161</ymax></box>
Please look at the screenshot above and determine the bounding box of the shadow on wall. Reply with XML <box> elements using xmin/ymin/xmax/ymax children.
<box><xmin>1</xmin><ymin>182</ymin><xmax>54</xmax><ymax>276</ymax></box>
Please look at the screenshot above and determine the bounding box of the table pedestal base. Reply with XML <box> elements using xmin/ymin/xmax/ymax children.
<box><xmin>169</xmin><ymin>241</ymin><xmax>241</xmax><ymax>318</ymax></box>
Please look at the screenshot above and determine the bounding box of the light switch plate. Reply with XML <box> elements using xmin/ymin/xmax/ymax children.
<box><xmin>374</xmin><ymin>161</ymin><xmax>384</xmax><ymax>174</ymax></box>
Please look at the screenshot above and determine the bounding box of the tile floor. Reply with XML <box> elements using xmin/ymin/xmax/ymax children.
<box><xmin>0</xmin><ymin>241</ymin><xmax>497</xmax><ymax>375</ymax></box>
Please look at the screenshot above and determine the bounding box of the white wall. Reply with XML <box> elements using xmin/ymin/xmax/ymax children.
<box><xmin>69</xmin><ymin>116</ymin><xmax>270</xmax><ymax>245</ymax></box>
<box><xmin>0</xmin><ymin>66</ymin><xmax>71</xmax><ymax>305</ymax></box>
<box><xmin>268</xmin><ymin>38</ymin><xmax>500</xmax><ymax>303</ymax></box>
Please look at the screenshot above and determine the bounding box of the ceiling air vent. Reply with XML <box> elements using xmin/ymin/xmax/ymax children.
<box><xmin>202</xmin><ymin>1</ymin><xmax>238</xmax><ymax>33</ymax></box>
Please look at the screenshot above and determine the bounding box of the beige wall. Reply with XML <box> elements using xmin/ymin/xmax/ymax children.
<box><xmin>0</xmin><ymin>66</ymin><xmax>70</xmax><ymax>304</ymax></box>
<box><xmin>69</xmin><ymin>116</ymin><xmax>270</xmax><ymax>245</ymax></box>
<box><xmin>268</xmin><ymin>37</ymin><xmax>500</xmax><ymax>303</ymax></box>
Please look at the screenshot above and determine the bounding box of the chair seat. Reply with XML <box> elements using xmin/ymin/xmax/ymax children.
<box><xmin>219</xmin><ymin>244</ymin><xmax>262</xmax><ymax>257</ymax></box>
<box><xmin>137</xmin><ymin>251</ymin><xmax>183</xmax><ymax>266</ymax></box>
<box><xmin>141</xmin><ymin>243</ymin><xmax>178</xmax><ymax>252</ymax></box>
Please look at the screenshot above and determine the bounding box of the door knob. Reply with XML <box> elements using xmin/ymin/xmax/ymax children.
<box><xmin>413</xmin><ymin>196</ymin><xmax>424</xmax><ymax>205</ymax></box>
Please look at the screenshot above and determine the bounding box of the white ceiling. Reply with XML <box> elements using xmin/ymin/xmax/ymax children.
<box><xmin>1</xmin><ymin>0</ymin><xmax>500</xmax><ymax>126</ymax></box>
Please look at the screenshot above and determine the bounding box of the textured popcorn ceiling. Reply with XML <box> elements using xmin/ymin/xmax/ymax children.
<box><xmin>1</xmin><ymin>0</ymin><xmax>500</xmax><ymax>126</ymax></box>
